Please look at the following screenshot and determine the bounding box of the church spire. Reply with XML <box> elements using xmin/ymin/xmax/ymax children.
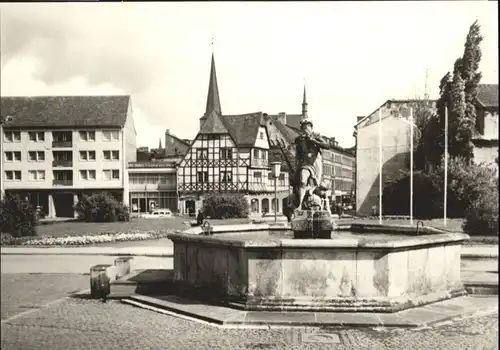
<box><xmin>302</xmin><ymin>83</ymin><xmax>308</xmax><ymax>119</ymax></box>
<box><xmin>204</xmin><ymin>52</ymin><xmax>222</xmax><ymax>116</ymax></box>
<box><xmin>158</xmin><ymin>138</ymin><xmax>162</xmax><ymax>150</ymax></box>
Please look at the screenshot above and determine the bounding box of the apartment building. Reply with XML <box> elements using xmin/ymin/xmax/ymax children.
<box><xmin>0</xmin><ymin>95</ymin><xmax>137</xmax><ymax>218</ymax></box>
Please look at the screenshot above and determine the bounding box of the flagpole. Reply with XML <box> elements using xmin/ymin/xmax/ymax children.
<box><xmin>444</xmin><ymin>106</ymin><xmax>448</xmax><ymax>227</ymax></box>
<box><xmin>410</xmin><ymin>107</ymin><xmax>414</xmax><ymax>225</ymax></box>
<box><xmin>379</xmin><ymin>109</ymin><xmax>383</xmax><ymax>224</ymax></box>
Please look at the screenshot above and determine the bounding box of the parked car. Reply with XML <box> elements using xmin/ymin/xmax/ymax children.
<box><xmin>142</xmin><ymin>209</ymin><xmax>173</xmax><ymax>219</ymax></box>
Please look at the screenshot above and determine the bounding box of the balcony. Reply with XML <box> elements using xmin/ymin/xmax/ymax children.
<box><xmin>52</xmin><ymin>140</ymin><xmax>72</xmax><ymax>148</ymax></box>
<box><xmin>52</xmin><ymin>160</ymin><xmax>73</xmax><ymax>167</ymax></box>
<box><xmin>251</xmin><ymin>158</ymin><xmax>269</xmax><ymax>168</ymax></box>
<box><xmin>53</xmin><ymin>179</ymin><xmax>73</xmax><ymax>186</ymax></box>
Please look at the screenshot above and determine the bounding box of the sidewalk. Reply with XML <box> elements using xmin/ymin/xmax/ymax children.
<box><xmin>461</xmin><ymin>245</ymin><xmax>498</xmax><ymax>259</ymax></box>
<box><xmin>0</xmin><ymin>246</ymin><xmax>174</xmax><ymax>257</ymax></box>
<box><xmin>1</xmin><ymin>244</ymin><xmax>496</xmax><ymax>259</ymax></box>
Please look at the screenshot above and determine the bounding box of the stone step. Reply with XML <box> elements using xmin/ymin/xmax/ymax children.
<box><xmin>462</xmin><ymin>269</ymin><xmax>498</xmax><ymax>295</ymax></box>
<box><xmin>109</xmin><ymin>269</ymin><xmax>174</xmax><ymax>298</ymax></box>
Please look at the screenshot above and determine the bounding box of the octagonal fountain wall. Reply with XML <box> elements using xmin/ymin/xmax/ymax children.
<box><xmin>167</xmin><ymin>224</ymin><xmax>469</xmax><ymax>312</ymax></box>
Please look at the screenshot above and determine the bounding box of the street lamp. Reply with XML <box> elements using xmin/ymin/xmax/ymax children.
<box><xmin>0</xmin><ymin>117</ymin><xmax>4</xmax><ymax>201</ymax></box>
<box><xmin>270</xmin><ymin>161</ymin><xmax>281</xmax><ymax>223</ymax></box>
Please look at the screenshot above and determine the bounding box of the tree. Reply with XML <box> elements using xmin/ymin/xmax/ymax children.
<box><xmin>429</xmin><ymin>20</ymin><xmax>483</xmax><ymax>167</ymax></box>
<box><xmin>448</xmin><ymin>59</ymin><xmax>472</xmax><ymax>160</ymax></box>
<box><xmin>411</xmin><ymin>100</ymin><xmax>437</xmax><ymax>171</ymax></box>
<box><xmin>457</xmin><ymin>20</ymin><xmax>483</xmax><ymax>164</ymax></box>
<box><xmin>0</xmin><ymin>194</ymin><xmax>37</xmax><ymax>237</ymax></box>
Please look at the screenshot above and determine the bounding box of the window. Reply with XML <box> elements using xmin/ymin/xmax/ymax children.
<box><xmin>28</xmin><ymin>170</ymin><xmax>45</xmax><ymax>181</ymax></box>
<box><xmin>4</xmin><ymin>151</ymin><xmax>21</xmax><ymax>162</ymax></box>
<box><xmin>262</xmin><ymin>150</ymin><xmax>267</xmax><ymax>160</ymax></box>
<box><xmin>4</xmin><ymin>131</ymin><xmax>21</xmax><ymax>142</ymax></box>
<box><xmin>28</xmin><ymin>131</ymin><xmax>45</xmax><ymax>142</ymax></box>
<box><xmin>196</xmin><ymin>171</ymin><xmax>208</xmax><ymax>183</ymax></box>
<box><xmin>103</xmin><ymin>169</ymin><xmax>120</xmax><ymax>180</ymax></box>
<box><xmin>5</xmin><ymin>171</ymin><xmax>21</xmax><ymax>181</ymax></box>
<box><xmin>80</xmin><ymin>151</ymin><xmax>96</xmax><ymax>161</ymax></box>
<box><xmin>196</xmin><ymin>148</ymin><xmax>208</xmax><ymax>160</ymax></box>
<box><xmin>259</xmin><ymin>132</ymin><xmax>264</xmax><ymax>139</ymax></box>
<box><xmin>103</xmin><ymin>150</ymin><xmax>119</xmax><ymax>161</ymax></box>
<box><xmin>102</xmin><ymin>130</ymin><xmax>119</xmax><ymax>142</ymax></box>
<box><xmin>220</xmin><ymin>148</ymin><xmax>232</xmax><ymax>160</ymax></box>
<box><xmin>220</xmin><ymin>171</ymin><xmax>233</xmax><ymax>183</ymax></box>
<box><xmin>253</xmin><ymin>149</ymin><xmax>259</xmax><ymax>159</ymax></box>
<box><xmin>254</xmin><ymin>171</ymin><xmax>263</xmax><ymax>183</ymax></box>
<box><xmin>79</xmin><ymin>130</ymin><xmax>96</xmax><ymax>141</ymax></box>
<box><xmin>28</xmin><ymin>151</ymin><xmax>45</xmax><ymax>162</ymax></box>
<box><xmin>80</xmin><ymin>170</ymin><xmax>96</xmax><ymax>180</ymax></box>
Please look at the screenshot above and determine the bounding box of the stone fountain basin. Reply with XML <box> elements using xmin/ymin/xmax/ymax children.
<box><xmin>167</xmin><ymin>225</ymin><xmax>469</xmax><ymax>313</ymax></box>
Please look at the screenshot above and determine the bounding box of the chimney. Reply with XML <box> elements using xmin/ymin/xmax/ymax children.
<box><xmin>278</xmin><ymin>112</ymin><xmax>286</xmax><ymax>124</ymax></box>
<box><xmin>357</xmin><ymin>116</ymin><xmax>365</xmax><ymax>122</ymax></box>
<box><xmin>165</xmin><ymin>129</ymin><xmax>170</xmax><ymax>135</ymax></box>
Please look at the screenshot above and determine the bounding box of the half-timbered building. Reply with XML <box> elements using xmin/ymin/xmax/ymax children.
<box><xmin>177</xmin><ymin>54</ymin><xmax>290</xmax><ymax>215</ymax></box>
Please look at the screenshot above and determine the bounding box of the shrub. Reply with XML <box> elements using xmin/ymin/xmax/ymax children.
<box><xmin>463</xmin><ymin>180</ymin><xmax>499</xmax><ymax>236</ymax></box>
<box><xmin>433</xmin><ymin>157</ymin><xmax>497</xmax><ymax>218</ymax></box>
<box><xmin>74</xmin><ymin>192</ymin><xmax>130</xmax><ymax>222</ymax></box>
<box><xmin>383</xmin><ymin>170</ymin><xmax>442</xmax><ymax>219</ymax></box>
<box><xmin>0</xmin><ymin>193</ymin><xmax>37</xmax><ymax>237</ymax></box>
<box><xmin>202</xmin><ymin>193</ymin><xmax>249</xmax><ymax>219</ymax></box>
<box><xmin>383</xmin><ymin>157</ymin><xmax>497</xmax><ymax>220</ymax></box>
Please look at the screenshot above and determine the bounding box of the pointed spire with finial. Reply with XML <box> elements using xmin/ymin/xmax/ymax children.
<box><xmin>302</xmin><ymin>81</ymin><xmax>308</xmax><ymax>119</ymax></box>
<box><xmin>204</xmin><ymin>38</ymin><xmax>222</xmax><ymax>116</ymax></box>
<box><xmin>158</xmin><ymin>138</ymin><xmax>162</xmax><ymax>150</ymax></box>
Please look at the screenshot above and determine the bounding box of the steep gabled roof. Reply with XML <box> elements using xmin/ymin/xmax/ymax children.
<box><xmin>272</xmin><ymin>119</ymin><xmax>300</xmax><ymax>144</ymax></box>
<box><xmin>222</xmin><ymin>112</ymin><xmax>265</xmax><ymax>147</ymax></box>
<box><xmin>1</xmin><ymin>95</ymin><xmax>130</xmax><ymax>128</ymax></box>
<box><xmin>199</xmin><ymin>110</ymin><xmax>229</xmax><ymax>134</ymax></box>
<box><xmin>477</xmin><ymin>84</ymin><xmax>498</xmax><ymax>108</ymax></box>
<box><xmin>205</xmin><ymin>53</ymin><xmax>222</xmax><ymax>116</ymax></box>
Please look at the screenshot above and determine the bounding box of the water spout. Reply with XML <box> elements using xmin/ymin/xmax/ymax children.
<box><xmin>416</xmin><ymin>221</ymin><xmax>424</xmax><ymax>235</ymax></box>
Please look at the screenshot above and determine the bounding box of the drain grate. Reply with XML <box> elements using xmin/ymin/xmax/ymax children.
<box><xmin>244</xmin><ymin>343</ymin><xmax>283</xmax><ymax>349</ymax></box>
<box><xmin>301</xmin><ymin>333</ymin><xmax>342</xmax><ymax>344</ymax></box>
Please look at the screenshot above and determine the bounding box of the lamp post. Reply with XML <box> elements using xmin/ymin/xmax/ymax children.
<box><xmin>271</xmin><ymin>161</ymin><xmax>281</xmax><ymax>223</ymax></box>
<box><xmin>0</xmin><ymin>117</ymin><xmax>4</xmax><ymax>201</ymax></box>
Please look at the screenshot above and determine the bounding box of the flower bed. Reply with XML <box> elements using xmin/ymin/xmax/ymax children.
<box><xmin>0</xmin><ymin>230</ymin><xmax>173</xmax><ymax>247</ymax></box>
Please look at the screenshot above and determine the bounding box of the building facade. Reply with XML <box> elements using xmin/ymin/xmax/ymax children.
<box><xmin>177</xmin><ymin>54</ymin><xmax>290</xmax><ymax>216</ymax></box>
<box><xmin>127</xmin><ymin>159</ymin><xmax>179</xmax><ymax>213</ymax></box>
<box><xmin>354</xmin><ymin>99</ymin><xmax>437</xmax><ymax>216</ymax></box>
<box><xmin>1</xmin><ymin>95</ymin><xmax>136</xmax><ymax>218</ymax></box>
<box><xmin>473</xmin><ymin>84</ymin><xmax>498</xmax><ymax>173</ymax></box>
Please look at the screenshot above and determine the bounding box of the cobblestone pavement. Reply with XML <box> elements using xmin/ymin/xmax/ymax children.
<box><xmin>1</xmin><ymin>273</ymin><xmax>89</xmax><ymax>320</ymax></box>
<box><xmin>1</xmin><ymin>296</ymin><xmax>498</xmax><ymax>350</ymax></box>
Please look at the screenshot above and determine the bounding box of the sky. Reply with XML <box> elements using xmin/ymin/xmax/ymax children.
<box><xmin>0</xmin><ymin>2</ymin><xmax>498</xmax><ymax>149</ymax></box>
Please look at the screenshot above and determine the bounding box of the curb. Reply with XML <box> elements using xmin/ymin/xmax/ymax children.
<box><xmin>120</xmin><ymin>294</ymin><xmax>498</xmax><ymax>329</ymax></box>
<box><xmin>461</xmin><ymin>253</ymin><xmax>498</xmax><ymax>260</ymax></box>
<box><xmin>1</xmin><ymin>249</ymin><xmax>493</xmax><ymax>259</ymax></box>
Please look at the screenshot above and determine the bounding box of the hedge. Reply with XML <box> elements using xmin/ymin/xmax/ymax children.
<box><xmin>202</xmin><ymin>193</ymin><xmax>249</xmax><ymax>219</ymax></box>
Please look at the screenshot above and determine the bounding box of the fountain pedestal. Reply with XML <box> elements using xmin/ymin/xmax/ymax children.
<box><xmin>291</xmin><ymin>209</ymin><xmax>333</xmax><ymax>239</ymax></box>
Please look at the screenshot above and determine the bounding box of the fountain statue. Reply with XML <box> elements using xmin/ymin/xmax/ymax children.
<box><xmin>290</xmin><ymin>118</ymin><xmax>334</xmax><ymax>238</ymax></box>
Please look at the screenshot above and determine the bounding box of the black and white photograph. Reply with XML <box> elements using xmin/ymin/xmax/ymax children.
<box><xmin>0</xmin><ymin>2</ymin><xmax>498</xmax><ymax>349</ymax></box>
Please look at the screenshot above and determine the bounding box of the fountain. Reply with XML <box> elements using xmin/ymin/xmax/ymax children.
<box><xmin>166</xmin><ymin>218</ymin><xmax>469</xmax><ymax>313</ymax></box>
<box><xmin>165</xmin><ymin>118</ymin><xmax>469</xmax><ymax>312</ymax></box>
